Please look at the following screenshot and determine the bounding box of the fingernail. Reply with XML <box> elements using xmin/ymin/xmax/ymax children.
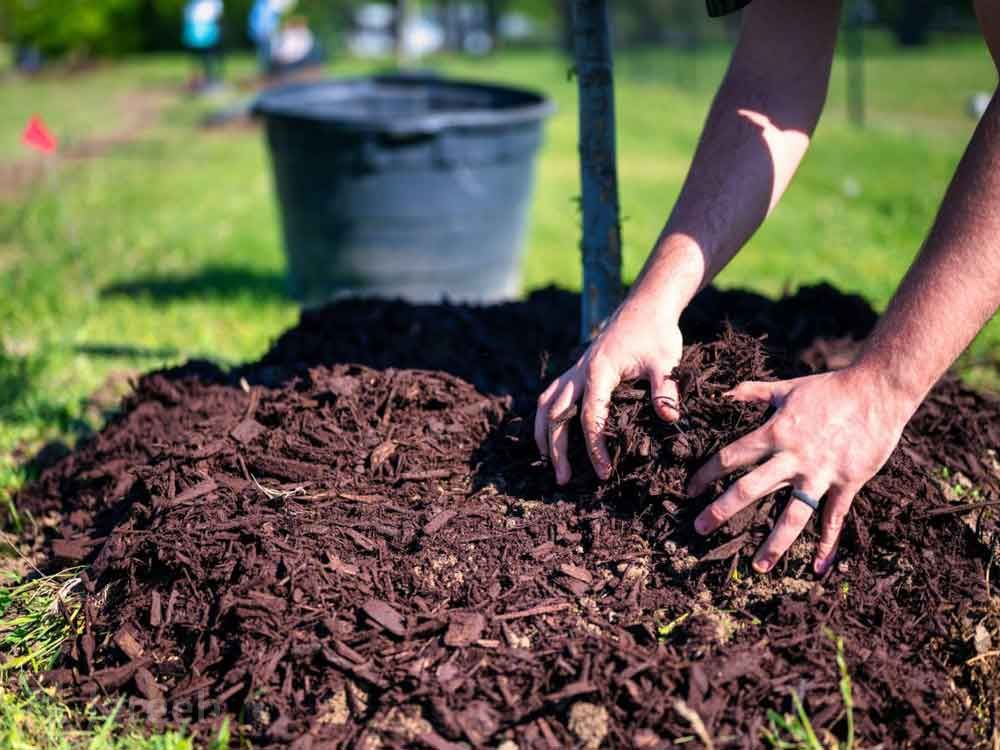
<box><xmin>694</xmin><ymin>517</ymin><xmax>710</xmax><ymax>535</ymax></box>
<box><xmin>753</xmin><ymin>558</ymin><xmax>772</xmax><ymax>573</ymax></box>
<box><xmin>814</xmin><ymin>557</ymin><xmax>830</xmax><ymax>575</ymax></box>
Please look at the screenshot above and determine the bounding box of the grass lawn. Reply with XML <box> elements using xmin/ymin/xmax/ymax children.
<box><xmin>0</xmin><ymin>31</ymin><xmax>998</xmax><ymax>745</ymax></box>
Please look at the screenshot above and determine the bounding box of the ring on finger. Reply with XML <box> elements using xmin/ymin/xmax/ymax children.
<box><xmin>791</xmin><ymin>488</ymin><xmax>822</xmax><ymax>512</ymax></box>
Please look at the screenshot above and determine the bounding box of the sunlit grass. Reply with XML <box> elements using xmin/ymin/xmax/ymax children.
<box><xmin>0</xmin><ymin>684</ymin><xmax>231</xmax><ymax>750</ymax></box>
<box><xmin>0</xmin><ymin>568</ymin><xmax>84</xmax><ymax>675</ymax></box>
<box><xmin>762</xmin><ymin>632</ymin><xmax>855</xmax><ymax>750</ymax></box>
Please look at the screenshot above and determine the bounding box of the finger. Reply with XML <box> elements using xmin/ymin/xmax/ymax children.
<box><xmin>813</xmin><ymin>483</ymin><xmax>859</xmax><ymax>575</ymax></box>
<box><xmin>534</xmin><ymin>377</ymin><xmax>564</xmax><ymax>458</ymax></box>
<box><xmin>753</xmin><ymin>479</ymin><xmax>828</xmax><ymax>574</ymax></box>
<box><xmin>725</xmin><ymin>379</ymin><xmax>795</xmax><ymax>405</ymax></box>
<box><xmin>580</xmin><ymin>364</ymin><xmax>618</xmax><ymax>481</ymax></box>
<box><xmin>693</xmin><ymin>454</ymin><xmax>795</xmax><ymax>535</ymax></box>
<box><xmin>547</xmin><ymin>375</ymin><xmax>583</xmax><ymax>485</ymax></box>
<box><xmin>686</xmin><ymin>423</ymin><xmax>775</xmax><ymax>497</ymax></box>
<box><xmin>649</xmin><ymin>367</ymin><xmax>680</xmax><ymax>422</ymax></box>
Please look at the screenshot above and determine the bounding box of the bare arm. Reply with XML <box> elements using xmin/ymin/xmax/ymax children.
<box><xmin>690</xmin><ymin>2</ymin><xmax>1000</xmax><ymax>576</ymax></box>
<box><xmin>853</xmin><ymin>3</ymin><xmax>1000</xmax><ymax>411</ymax></box>
<box><xmin>639</xmin><ymin>0</ymin><xmax>842</xmax><ymax>318</ymax></box>
<box><xmin>536</xmin><ymin>0</ymin><xmax>842</xmax><ymax>485</ymax></box>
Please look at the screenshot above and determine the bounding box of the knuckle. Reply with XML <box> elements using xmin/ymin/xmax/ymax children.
<box><xmin>538</xmin><ymin>381</ymin><xmax>559</xmax><ymax>407</ymax></box>
<box><xmin>716</xmin><ymin>446</ymin><xmax>735</xmax><ymax>471</ymax></box>
<box><xmin>583</xmin><ymin>354</ymin><xmax>607</xmax><ymax>380</ymax></box>
<box><xmin>824</xmin><ymin>506</ymin><xmax>848</xmax><ymax>533</ymax></box>
<box><xmin>580</xmin><ymin>401</ymin><xmax>604</xmax><ymax>433</ymax></box>
<box><xmin>769</xmin><ymin>419</ymin><xmax>794</xmax><ymax>447</ymax></box>
<box><xmin>731</xmin><ymin>477</ymin><xmax>755</xmax><ymax>506</ymax></box>
<box><xmin>705</xmin><ymin>504</ymin><xmax>729</xmax><ymax>527</ymax></box>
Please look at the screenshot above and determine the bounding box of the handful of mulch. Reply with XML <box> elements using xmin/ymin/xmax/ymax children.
<box><xmin>559</xmin><ymin>328</ymin><xmax>782</xmax><ymax>553</ymax></box>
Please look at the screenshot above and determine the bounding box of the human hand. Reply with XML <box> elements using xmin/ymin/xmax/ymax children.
<box><xmin>687</xmin><ymin>367</ymin><xmax>916</xmax><ymax>575</ymax></box>
<box><xmin>535</xmin><ymin>294</ymin><xmax>684</xmax><ymax>485</ymax></box>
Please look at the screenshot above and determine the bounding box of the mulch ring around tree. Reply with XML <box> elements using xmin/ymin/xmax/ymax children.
<box><xmin>13</xmin><ymin>284</ymin><xmax>1000</xmax><ymax>749</ymax></box>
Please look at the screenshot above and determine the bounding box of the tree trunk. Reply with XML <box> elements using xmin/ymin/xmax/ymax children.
<box><xmin>395</xmin><ymin>0</ymin><xmax>414</xmax><ymax>66</ymax></box>
<box><xmin>573</xmin><ymin>0</ymin><xmax>623</xmax><ymax>342</ymax></box>
<box><xmin>485</xmin><ymin>0</ymin><xmax>504</xmax><ymax>49</ymax></box>
<box><xmin>557</xmin><ymin>0</ymin><xmax>574</xmax><ymax>55</ymax></box>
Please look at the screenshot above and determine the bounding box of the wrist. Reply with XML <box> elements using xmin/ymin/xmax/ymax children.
<box><xmin>625</xmin><ymin>233</ymin><xmax>707</xmax><ymax>321</ymax></box>
<box><xmin>841</xmin><ymin>357</ymin><xmax>923</xmax><ymax>428</ymax></box>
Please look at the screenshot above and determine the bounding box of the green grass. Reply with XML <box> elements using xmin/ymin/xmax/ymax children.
<box><xmin>0</xmin><ymin>568</ymin><xmax>84</xmax><ymax>675</ymax></box>
<box><xmin>0</xmin><ymin>684</ymin><xmax>230</xmax><ymax>750</ymax></box>
<box><xmin>762</xmin><ymin>632</ymin><xmax>855</xmax><ymax>750</ymax></box>
<box><xmin>0</xmin><ymin>569</ymin><xmax>234</xmax><ymax>749</ymax></box>
<box><xmin>0</xmin><ymin>34</ymin><xmax>997</xmax><ymax>746</ymax></box>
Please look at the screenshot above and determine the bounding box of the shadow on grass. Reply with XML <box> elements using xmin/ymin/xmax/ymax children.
<box><xmin>73</xmin><ymin>343</ymin><xmax>181</xmax><ymax>359</ymax></box>
<box><xmin>0</xmin><ymin>351</ymin><xmax>91</xmax><ymax>441</ymax></box>
<box><xmin>100</xmin><ymin>264</ymin><xmax>288</xmax><ymax>303</ymax></box>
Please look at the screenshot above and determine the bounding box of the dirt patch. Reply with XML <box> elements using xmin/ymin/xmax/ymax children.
<box><xmin>13</xmin><ymin>284</ymin><xmax>1000</xmax><ymax>748</ymax></box>
<box><xmin>0</xmin><ymin>90</ymin><xmax>171</xmax><ymax>201</ymax></box>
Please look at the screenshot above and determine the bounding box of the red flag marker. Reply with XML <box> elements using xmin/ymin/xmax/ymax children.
<box><xmin>22</xmin><ymin>115</ymin><xmax>58</xmax><ymax>154</ymax></box>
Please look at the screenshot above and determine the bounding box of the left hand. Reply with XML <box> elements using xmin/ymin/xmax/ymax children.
<box><xmin>686</xmin><ymin>367</ymin><xmax>915</xmax><ymax>575</ymax></box>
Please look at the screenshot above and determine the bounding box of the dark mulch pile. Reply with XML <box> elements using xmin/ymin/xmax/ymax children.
<box><xmin>14</xmin><ymin>285</ymin><xmax>1000</xmax><ymax>749</ymax></box>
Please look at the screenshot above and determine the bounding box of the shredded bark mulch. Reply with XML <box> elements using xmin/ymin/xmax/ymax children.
<box><xmin>14</xmin><ymin>284</ymin><xmax>1000</xmax><ymax>749</ymax></box>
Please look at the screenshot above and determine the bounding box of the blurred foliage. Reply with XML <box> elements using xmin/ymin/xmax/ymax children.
<box><xmin>0</xmin><ymin>0</ymin><xmax>558</xmax><ymax>60</ymax></box>
<box><xmin>0</xmin><ymin>0</ymin><xmax>983</xmax><ymax>65</ymax></box>
<box><xmin>0</xmin><ymin>0</ymin><xmax>347</xmax><ymax>58</ymax></box>
<box><xmin>870</xmin><ymin>0</ymin><xmax>975</xmax><ymax>46</ymax></box>
<box><xmin>0</xmin><ymin>0</ymin><xmax>143</xmax><ymax>57</ymax></box>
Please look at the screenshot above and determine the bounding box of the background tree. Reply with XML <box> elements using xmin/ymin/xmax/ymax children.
<box><xmin>573</xmin><ymin>0</ymin><xmax>622</xmax><ymax>340</ymax></box>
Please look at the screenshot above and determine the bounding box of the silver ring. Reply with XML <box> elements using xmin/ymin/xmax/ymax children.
<box><xmin>791</xmin><ymin>489</ymin><xmax>821</xmax><ymax>512</ymax></box>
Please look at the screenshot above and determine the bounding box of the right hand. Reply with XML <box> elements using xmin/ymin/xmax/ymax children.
<box><xmin>534</xmin><ymin>296</ymin><xmax>684</xmax><ymax>485</ymax></box>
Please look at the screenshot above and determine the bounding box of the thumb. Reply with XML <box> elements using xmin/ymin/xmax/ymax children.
<box><xmin>725</xmin><ymin>379</ymin><xmax>793</xmax><ymax>405</ymax></box>
<box><xmin>650</xmin><ymin>368</ymin><xmax>681</xmax><ymax>422</ymax></box>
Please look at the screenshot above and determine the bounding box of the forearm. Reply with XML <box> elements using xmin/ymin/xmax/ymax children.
<box><xmin>630</xmin><ymin>0</ymin><xmax>841</xmax><ymax>319</ymax></box>
<box><xmin>851</xmin><ymin>92</ymin><xmax>1000</xmax><ymax>412</ymax></box>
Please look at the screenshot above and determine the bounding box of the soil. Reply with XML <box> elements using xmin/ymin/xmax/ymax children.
<box><xmin>13</xmin><ymin>284</ymin><xmax>1000</xmax><ymax>749</ymax></box>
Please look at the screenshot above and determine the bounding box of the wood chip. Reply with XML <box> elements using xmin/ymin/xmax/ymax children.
<box><xmin>699</xmin><ymin>532</ymin><xmax>751</xmax><ymax>563</ymax></box>
<box><xmin>369</xmin><ymin>440</ymin><xmax>397</xmax><ymax>468</ymax></box>
<box><xmin>113</xmin><ymin>627</ymin><xmax>144</xmax><ymax>660</ymax></box>
<box><xmin>558</xmin><ymin>563</ymin><xmax>593</xmax><ymax>584</ymax></box>
<box><xmin>362</xmin><ymin>599</ymin><xmax>406</xmax><ymax>637</ymax></box>
<box><xmin>230</xmin><ymin>418</ymin><xmax>266</xmax><ymax>445</ymax></box>
<box><xmin>134</xmin><ymin>667</ymin><xmax>163</xmax><ymax>701</ymax></box>
<box><xmin>444</xmin><ymin>612</ymin><xmax>486</xmax><ymax>647</ymax></box>
<box><xmin>171</xmin><ymin>478</ymin><xmax>218</xmax><ymax>505</ymax></box>
<box><xmin>423</xmin><ymin>510</ymin><xmax>458</xmax><ymax>535</ymax></box>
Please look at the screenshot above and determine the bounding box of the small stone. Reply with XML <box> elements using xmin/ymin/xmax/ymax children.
<box><xmin>974</xmin><ymin>623</ymin><xmax>993</xmax><ymax>655</ymax></box>
<box><xmin>568</xmin><ymin>702</ymin><xmax>609</xmax><ymax>750</ymax></box>
<box><xmin>319</xmin><ymin>685</ymin><xmax>350</xmax><ymax>726</ymax></box>
<box><xmin>633</xmin><ymin>729</ymin><xmax>661</xmax><ymax>748</ymax></box>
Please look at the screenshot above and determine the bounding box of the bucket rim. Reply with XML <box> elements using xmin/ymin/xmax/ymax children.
<box><xmin>251</xmin><ymin>73</ymin><xmax>555</xmax><ymax>136</ymax></box>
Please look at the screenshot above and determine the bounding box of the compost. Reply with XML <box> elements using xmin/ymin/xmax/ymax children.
<box><xmin>14</xmin><ymin>285</ymin><xmax>1000</xmax><ymax>749</ymax></box>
